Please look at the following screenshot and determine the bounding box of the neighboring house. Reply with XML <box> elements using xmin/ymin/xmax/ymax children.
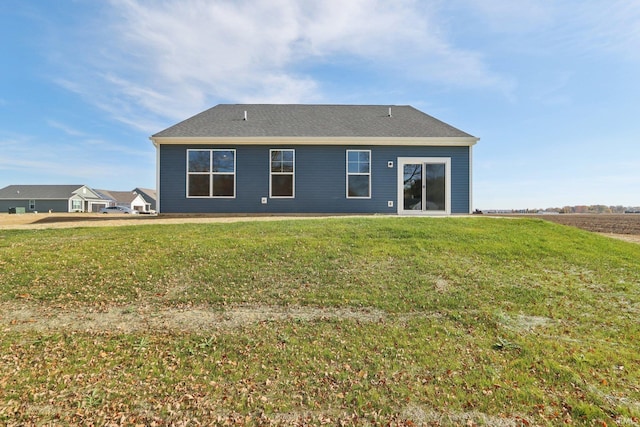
<box><xmin>133</xmin><ymin>187</ymin><xmax>157</xmax><ymax>212</ymax></box>
<box><xmin>0</xmin><ymin>185</ymin><xmax>108</xmax><ymax>213</ymax></box>
<box><xmin>95</xmin><ymin>190</ymin><xmax>149</xmax><ymax>213</ymax></box>
<box><xmin>150</xmin><ymin>104</ymin><xmax>479</xmax><ymax>215</ymax></box>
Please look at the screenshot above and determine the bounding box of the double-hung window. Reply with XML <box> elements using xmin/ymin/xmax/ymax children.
<box><xmin>187</xmin><ymin>149</ymin><xmax>235</xmax><ymax>197</ymax></box>
<box><xmin>346</xmin><ymin>150</ymin><xmax>371</xmax><ymax>198</ymax></box>
<box><xmin>270</xmin><ymin>149</ymin><xmax>295</xmax><ymax>197</ymax></box>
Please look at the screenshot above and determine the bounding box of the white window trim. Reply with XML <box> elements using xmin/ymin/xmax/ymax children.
<box><xmin>346</xmin><ymin>149</ymin><xmax>372</xmax><ymax>199</ymax></box>
<box><xmin>269</xmin><ymin>149</ymin><xmax>295</xmax><ymax>198</ymax></box>
<box><xmin>71</xmin><ymin>199</ymin><xmax>82</xmax><ymax>211</ymax></box>
<box><xmin>186</xmin><ymin>149</ymin><xmax>236</xmax><ymax>198</ymax></box>
<box><xmin>397</xmin><ymin>157</ymin><xmax>451</xmax><ymax>215</ymax></box>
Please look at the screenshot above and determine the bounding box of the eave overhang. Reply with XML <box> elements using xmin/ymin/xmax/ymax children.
<box><xmin>149</xmin><ymin>136</ymin><xmax>479</xmax><ymax>147</ymax></box>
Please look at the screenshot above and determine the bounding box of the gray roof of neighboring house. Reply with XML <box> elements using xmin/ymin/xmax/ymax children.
<box><xmin>134</xmin><ymin>187</ymin><xmax>156</xmax><ymax>202</ymax></box>
<box><xmin>152</xmin><ymin>104</ymin><xmax>476</xmax><ymax>139</ymax></box>
<box><xmin>95</xmin><ymin>190</ymin><xmax>139</xmax><ymax>204</ymax></box>
<box><xmin>0</xmin><ymin>185</ymin><xmax>87</xmax><ymax>200</ymax></box>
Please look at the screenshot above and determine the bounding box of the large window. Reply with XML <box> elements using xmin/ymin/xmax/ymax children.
<box><xmin>346</xmin><ymin>150</ymin><xmax>371</xmax><ymax>198</ymax></box>
<box><xmin>270</xmin><ymin>149</ymin><xmax>295</xmax><ymax>197</ymax></box>
<box><xmin>187</xmin><ymin>149</ymin><xmax>235</xmax><ymax>198</ymax></box>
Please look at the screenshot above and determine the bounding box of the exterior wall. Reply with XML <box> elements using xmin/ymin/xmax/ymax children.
<box><xmin>0</xmin><ymin>200</ymin><xmax>70</xmax><ymax>213</ymax></box>
<box><xmin>159</xmin><ymin>144</ymin><xmax>471</xmax><ymax>214</ymax></box>
<box><xmin>117</xmin><ymin>195</ymin><xmax>148</xmax><ymax>212</ymax></box>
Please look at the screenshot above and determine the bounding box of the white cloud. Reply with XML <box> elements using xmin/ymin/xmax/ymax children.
<box><xmin>455</xmin><ymin>0</ymin><xmax>555</xmax><ymax>34</ymax></box>
<box><xmin>457</xmin><ymin>0</ymin><xmax>640</xmax><ymax>59</ymax></box>
<box><xmin>48</xmin><ymin>0</ymin><xmax>508</xmax><ymax>132</ymax></box>
<box><xmin>0</xmin><ymin>131</ymin><xmax>152</xmax><ymax>188</ymax></box>
<box><xmin>557</xmin><ymin>1</ymin><xmax>640</xmax><ymax>60</ymax></box>
<box><xmin>46</xmin><ymin>119</ymin><xmax>87</xmax><ymax>137</ymax></box>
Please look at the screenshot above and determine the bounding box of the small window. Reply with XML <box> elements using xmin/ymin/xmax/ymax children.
<box><xmin>270</xmin><ymin>149</ymin><xmax>295</xmax><ymax>198</ymax></box>
<box><xmin>346</xmin><ymin>150</ymin><xmax>371</xmax><ymax>198</ymax></box>
<box><xmin>29</xmin><ymin>200</ymin><xmax>36</xmax><ymax>210</ymax></box>
<box><xmin>187</xmin><ymin>149</ymin><xmax>235</xmax><ymax>198</ymax></box>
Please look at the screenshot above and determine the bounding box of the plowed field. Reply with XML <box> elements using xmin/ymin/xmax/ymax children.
<box><xmin>510</xmin><ymin>214</ymin><xmax>640</xmax><ymax>235</ymax></box>
<box><xmin>487</xmin><ymin>213</ymin><xmax>640</xmax><ymax>243</ymax></box>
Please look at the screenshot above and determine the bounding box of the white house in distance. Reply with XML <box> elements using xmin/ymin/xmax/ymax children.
<box><xmin>133</xmin><ymin>188</ymin><xmax>157</xmax><ymax>212</ymax></box>
<box><xmin>95</xmin><ymin>190</ymin><xmax>150</xmax><ymax>213</ymax></box>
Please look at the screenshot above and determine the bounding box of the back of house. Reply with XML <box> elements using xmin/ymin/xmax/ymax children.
<box><xmin>150</xmin><ymin>104</ymin><xmax>479</xmax><ymax>215</ymax></box>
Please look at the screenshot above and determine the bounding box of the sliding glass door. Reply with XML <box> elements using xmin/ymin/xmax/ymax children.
<box><xmin>398</xmin><ymin>158</ymin><xmax>450</xmax><ymax>215</ymax></box>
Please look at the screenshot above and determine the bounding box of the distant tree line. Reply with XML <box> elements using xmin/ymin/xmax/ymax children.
<box><xmin>517</xmin><ymin>205</ymin><xmax>640</xmax><ymax>214</ymax></box>
<box><xmin>484</xmin><ymin>205</ymin><xmax>640</xmax><ymax>214</ymax></box>
<box><xmin>559</xmin><ymin>205</ymin><xmax>640</xmax><ymax>214</ymax></box>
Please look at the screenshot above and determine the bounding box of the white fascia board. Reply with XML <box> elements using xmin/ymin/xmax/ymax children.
<box><xmin>150</xmin><ymin>136</ymin><xmax>479</xmax><ymax>147</ymax></box>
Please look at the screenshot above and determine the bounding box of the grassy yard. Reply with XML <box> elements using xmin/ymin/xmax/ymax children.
<box><xmin>0</xmin><ymin>217</ymin><xmax>639</xmax><ymax>425</ymax></box>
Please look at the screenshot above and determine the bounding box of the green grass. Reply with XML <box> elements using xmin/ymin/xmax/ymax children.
<box><xmin>1</xmin><ymin>217</ymin><xmax>639</xmax><ymax>425</ymax></box>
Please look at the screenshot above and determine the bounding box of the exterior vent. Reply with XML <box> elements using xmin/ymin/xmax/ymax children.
<box><xmin>388</xmin><ymin>107</ymin><xmax>392</xmax><ymax>118</ymax></box>
<box><xmin>243</xmin><ymin>110</ymin><xmax>248</xmax><ymax>121</ymax></box>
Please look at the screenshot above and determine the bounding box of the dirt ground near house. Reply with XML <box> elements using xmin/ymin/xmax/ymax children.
<box><xmin>0</xmin><ymin>212</ymin><xmax>354</xmax><ymax>230</ymax></box>
<box><xmin>2</xmin><ymin>212</ymin><xmax>640</xmax><ymax>242</ymax></box>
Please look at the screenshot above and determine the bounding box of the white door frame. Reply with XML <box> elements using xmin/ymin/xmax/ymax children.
<box><xmin>397</xmin><ymin>157</ymin><xmax>451</xmax><ymax>215</ymax></box>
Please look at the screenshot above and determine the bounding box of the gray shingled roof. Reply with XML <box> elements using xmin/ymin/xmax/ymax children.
<box><xmin>134</xmin><ymin>187</ymin><xmax>156</xmax><ymax>201</ymax></box>
<box><xmin>0</xmin><ymin>185</ymin><xmax>85</xmax><ymax>200</ymax></box>
<box><xmin>95</xmin><ymin>190</ymin><xmax>138</xmax><ymax>204</ymax></box>
<box><xmin>152</xmin><ymin>104</ymin><xmax>476</xmax><ymax>139</ymax></box>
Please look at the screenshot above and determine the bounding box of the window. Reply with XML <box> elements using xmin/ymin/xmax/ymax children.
<box><xmin>187</xmin><ymin>149</ymin><xmax>235</xmax><ymax>197</ymax></box>
<box><xmin>71</xmin><ymin>200</ymin><xmax>82</xmax><ymax>211</ymax></box>
<box><xmin>29</xmin><ymin>200</ymin><xmax>36</xmax><ymax>210</ymax></box>
<box><xmin>270</xmin><ymin>149</ymin><xmax>295</xmax><ymax>197</ymax></box>
<box><xmin>346</xmin><ymin>150</ymin><xmax>371</xmax><ymax>198</ymax></box>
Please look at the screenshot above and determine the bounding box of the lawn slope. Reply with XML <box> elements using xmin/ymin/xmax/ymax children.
<box><xmin>1</xmin><ymin>217</ymin><xmax>639</xmax><ymax>425</ymax></box>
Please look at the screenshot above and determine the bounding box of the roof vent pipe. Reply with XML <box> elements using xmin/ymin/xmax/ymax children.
<box><xmin>243</xmin><ymin>110</ymin><xmax>247</xmax><ymax>121</ymax></box>
<box><xmin>388</xmin><ymin>107</ymin><xmax>392</xmax><ymax>118</ymax></box>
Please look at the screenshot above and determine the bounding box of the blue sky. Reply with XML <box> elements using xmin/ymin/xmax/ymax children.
<box><xmin>1</xmin><ymin>0</ymin><xmax>639</xmax><ymax>210</ymax></box>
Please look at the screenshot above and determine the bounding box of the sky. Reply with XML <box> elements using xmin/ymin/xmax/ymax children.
<box><xmin>1</xmin><ymin>0</ymin><xmax>639</xmax><ymax>210</ymax></box>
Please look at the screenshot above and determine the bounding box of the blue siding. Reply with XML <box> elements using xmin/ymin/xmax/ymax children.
<box><xmin>159</xmin><ymin>145</ymin><xmax>470</xmax><ymax>214</ymax></box>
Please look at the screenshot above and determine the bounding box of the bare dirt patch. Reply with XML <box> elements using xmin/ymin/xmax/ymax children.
<box><xmin>0</xmin><ymin>302</ymin><xmax>386</xmax><ymax>333</ymax></box>
<box><xmin>497</xmin><ymin>312</ymin><xmax>556</xmax><ymax>333</ymax></box>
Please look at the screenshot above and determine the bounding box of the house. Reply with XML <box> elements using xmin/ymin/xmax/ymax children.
<box><xmin>0</xmin><ymin>185</ymin><xmax>109</xmax><ymax>213</ymax></box>
<box><xmin>133</xmin><ymin>188</ymin><xmax>157</xmax><ymax>212</ymax></box>
<box><xmin>95</xmin><ymin>190</ymin><xmax>150</xmax><ymax>213</ymax></box>
<box><xmin>150</xmin><ymin>104</ymin><xmax>479</xmax><ymax>215</ymax></box>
